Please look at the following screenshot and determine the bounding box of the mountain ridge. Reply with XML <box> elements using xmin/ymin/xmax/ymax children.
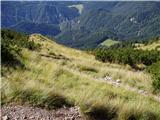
<box><xmin>2</xmin><ymin>1</ymin><xmax>160</xmax><ymax>49</ymax></box>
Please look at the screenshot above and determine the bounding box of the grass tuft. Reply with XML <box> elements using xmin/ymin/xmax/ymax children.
<box><xmin>83</xmin><ymin>104</ymin><xmax>117</xmax><ymax>120</ymax></box>
<box><xmin>79</xmin><ymin>66</ymin><xmax>98</xmax><ymax>73</ymax></box>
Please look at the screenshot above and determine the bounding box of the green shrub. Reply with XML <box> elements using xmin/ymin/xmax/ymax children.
<box><xmin>147</xmin><ymin>61</ymin><xmax>160</xmax><ymax>91</ymax></box>
<box><xmin>1</xmin><ymin>38</ymin><xmax>21</xmax><ymax>64</ymax></box>
<box><xmin>1</xmin><ymin>29</ymin><xmax>41</xmax><ymax>65</ymax></box>
<box><xmin>95</xmin><ymin>47</ymin><xmax>160</xmax><ymax>68</ymax></box>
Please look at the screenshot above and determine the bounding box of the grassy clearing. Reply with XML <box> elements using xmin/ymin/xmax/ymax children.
<box><xmin>2</xmin><ymin>34</ymin><xmax>160</xmax><ymax>119</ymax></box>
<box><xmin>68</xmin><ymin>4</ymin><xmax>84</xmax><ymax>14</ymax></box>
<box><xmin>100</xmin><ymin>39</ymin><xmax>120</xmax><ymax>47</ymax></box>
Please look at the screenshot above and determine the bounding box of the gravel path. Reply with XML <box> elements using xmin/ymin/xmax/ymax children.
<box><xmin>1</xmin><ymin>105</ymin><xmax>84</xmax><ymax>120</ymax></box>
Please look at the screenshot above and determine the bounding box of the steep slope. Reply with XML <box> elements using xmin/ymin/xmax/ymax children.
<box><xmin>9</xmin><ymin>22</ymin><xmax>61</xmax><ymax>36</ymax></box>
<box><xmin>1</xmin><ymin>1</ymin><xmax>80</xmax><ymax>27</ymax></box>
<box><xmin>1</xmin><ymin>1</ymin><xmax>80</xmax><ymax>36</ymax></box>
<box><xmin>2</xmin><ymin>1</ymin><xmax>160</xmax><ymax>49</ymax></box>
<box><xmin>57</xmin><ymin>1</ymin><xmax>160</xmax><ymax>49</ymax></box>
<box><xmin>2</xmin><ymin>31</ymin><xmax>160</xmax><ymax>119</ymax></box>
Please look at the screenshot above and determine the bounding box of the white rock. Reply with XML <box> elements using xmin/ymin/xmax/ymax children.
<box><xmin>116</xmin><ymin>79</ymin><xmax>121</xmax><ymax>83</ymax></box>
<box><xmin>105</xmin><ymin>76</ymin><xmax>112</xmax><ymax>81</ymax></box>
<box><xmin>139</xmin><ymin>90</ymin><xmax>145</xmax><ymax>94</ymax></box>
<box><xmin>115</xmin><ymin>82</ymin><xmax>120</xmax><ymax>87</ymax></box>
<box><xmin>2</xmin><ymin>116</ymin><xmax>8</xmax><ymax>120</ymax></box>
<box><xmin>22</xmin><ymin>115</ymin><xmax>27</xmax><ymax>119</ymax></box>
<box><xmin>29</xmin><ymin>116</ymin><xmax>35</xmax><ymax>119</ymax></box>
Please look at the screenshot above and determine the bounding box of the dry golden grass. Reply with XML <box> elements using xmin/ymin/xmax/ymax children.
<box><xmin>2</xmin><ymin>34</ymin><xmax>160</xmax><ymax>120</ymax></box>
<box><xmin>136</xmin><ymin>40</ymin><xmax>160</xmax><ymax>51</ymax></box>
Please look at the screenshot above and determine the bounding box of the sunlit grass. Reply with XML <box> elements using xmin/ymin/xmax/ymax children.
<box><xmin>1</xmin><ymin>34</ymin><xmax>160</xmax><ymax>119</ymax></box>
<box><xmin>136</xmin><ymin>40</ymin><xmax>160</xmax><ymax>51</ymax></box>
<box><xmin>100</xmin><ymin>39</ymin><xmax>120</xmax><ymax>47</ymax></box>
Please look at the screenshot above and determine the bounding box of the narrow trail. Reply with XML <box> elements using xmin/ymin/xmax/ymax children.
<box><xmin>63</xmin><ymin>67</ymin><xmax>160</xmax><ymax>102</ymax></box>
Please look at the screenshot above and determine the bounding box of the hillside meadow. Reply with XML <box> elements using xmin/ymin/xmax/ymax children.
<box><xmin>1</xmin><ymin>31</ymin><xmax>160</xmax><ymax>120</ymax></box>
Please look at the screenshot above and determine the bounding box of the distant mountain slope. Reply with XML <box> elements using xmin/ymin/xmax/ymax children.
<box><xmin>1</xmin><ymin>1</ymin><xmax>80</xmax><ymax>27</ymax></box>
<box><xmin>9</xmin><ymin>22</ymin><xmax>61</xmax><ymax>36</ymax></box>
<box><xmin>1</xmin><ymin>1</ymin><xmax>80</xmax><ymax>36</ymax></box>
<box><xmin>57</xmin><ymin>2</ymin><xmax>160</xmax><ymax>49</ymax></box>
<box><xmin>2</xmin><ymin>1</ymin><xmax>160</xmax><ymax>49</ymax></box>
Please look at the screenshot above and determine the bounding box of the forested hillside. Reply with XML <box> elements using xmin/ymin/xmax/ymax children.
<box><xmin>1</xmin><ymin>1</ymin><xmax>80</xmax><ymax>36</ymax></box>
<box><xmin>57</xmin><ymin>1</ymin><xmax>160</xmax><ymax>49</ymax></box>
<box><xmin>2</xmin><ymin>1</ymin><xmax>160</xmax><ymax>49</ymax></box>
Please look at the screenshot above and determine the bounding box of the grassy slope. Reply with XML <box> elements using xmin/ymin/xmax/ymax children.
<box><xmin>2</xmin><ymin>34</ymin><xmax>160</xmax><ymax>120</ymax></box>
<box><xmin>100</xmin><ymin>39</ymin><xmax>120</xmax><ymax>47</ymax></box>
<box><xmin>136</xmin><ymin>39</ymin><xmax>160</xmax><ymax>51</ymax></box>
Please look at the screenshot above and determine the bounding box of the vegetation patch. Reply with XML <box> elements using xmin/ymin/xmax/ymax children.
<box><xmin>136</xmin><ymin>37</ymin><xmax>160</xmax><ymax>51</ymax></box>
<box><xmin>1</xmin><ymin>29</ymin><xmax>41</xmax><ymax>66</ymax></box>
<box><xmin>79</xmin><ymin>66</ymin><xmax>98</xmax><ymax>73</ymax></box>
<box><xmin>68</xmin><ymin>4</ymin><xmax>84</xmax><ymax>14</ymax></box>
<box><xmin>147</xmin><ymin>61</ymin><xmax>160</xmax><ymax>92</ymax></box>
<box><xmin>83</xmin><ymin>104</ymin><xmax>117</xmax><ymax>120</ymax></box>
<box><xmin>100</xmin><ymin>39</ymin><xmax>120</xmax><ymax>47</ymax></box>
<box><xmin>95</xmin><ymin>40</ymin><xmax>160</xmax><ymax>91</ymax></box>
<box><xmin>2</xmin><ymin>87</ymin><xmax>73</xmax><ymax>109</ymax></box>
<box><xmin>95</xmin><ymin>47</ymin><xmax>160</xmax><ymax>68</ymax></box>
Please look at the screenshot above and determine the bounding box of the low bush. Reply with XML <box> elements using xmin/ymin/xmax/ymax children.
<box><xmin>1</xmin><ymin>29</ymin><xmax>41</xmax><ymax>65</ymax></box>
<box><xmin>1</xmin><ymin>37</ymin><xmax>21</xmax><ymax>65</ymax></box>
<box><xmin>147</xmin><ymin>61</ymin><xmax>160</xmax><ymax>91</ymax></box>
<box><xmin>95</xmin><ymin>47</ymin><xmax>160</xmax><ymax>68</ymax></box>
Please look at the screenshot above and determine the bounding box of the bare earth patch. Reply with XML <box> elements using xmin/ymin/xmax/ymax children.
<box><xmin>1</xmin><ymin>105</ymin><xmax>84</xmax><ymax>120</ymax></box>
